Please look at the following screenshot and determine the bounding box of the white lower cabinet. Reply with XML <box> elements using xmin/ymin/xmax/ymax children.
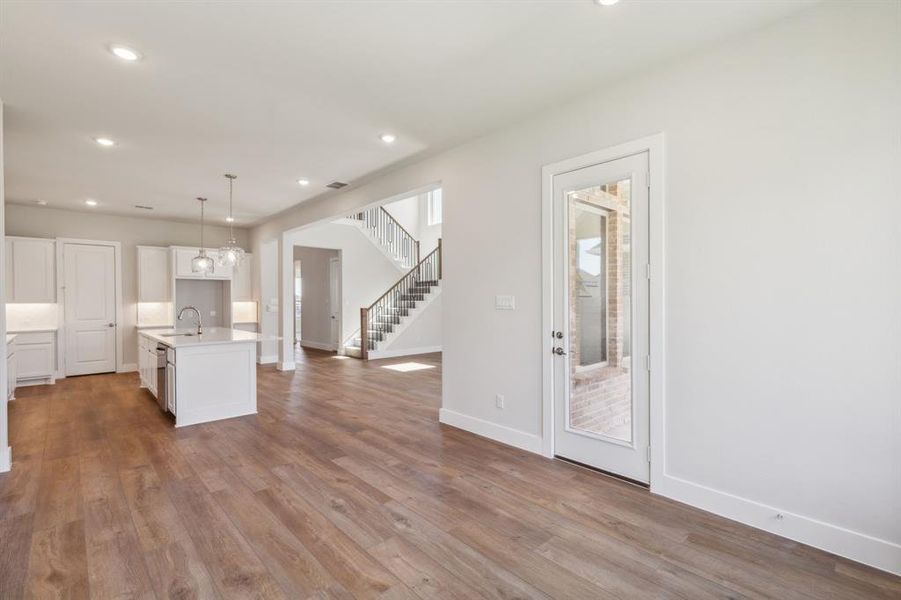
<box><xmin>166</xmin><ymin>362</ymin><xmax>176</xmax><ymax>414</ymax></box>
<box><xmin>14</xmin><ymin>332</ymin><xmax>56</xmax><ymax>385</ymax></box>
<box><xmin>137</xmin><ymin>335</ymin><xmax>159</xmax><ymax>398</ymax></box>
<box><xmin>7</xmin><ymin>341</ymin><xmax>16</xmax><ymax>401</ymax></box>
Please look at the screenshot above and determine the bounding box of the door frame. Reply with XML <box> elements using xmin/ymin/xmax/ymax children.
<box><xmin>541</xmin><ymin>133</ymin><xmax>665</xmax><ymax>490</ymax></box>
<box><xmin>55</xmin><ymin>238</ymin><xmax>124</xmax><ymax>378</ymax></box>
<box><xmin>328</xmin><ymin>255</ymin><xmax>342</xmax><ymax>352</ymax></box>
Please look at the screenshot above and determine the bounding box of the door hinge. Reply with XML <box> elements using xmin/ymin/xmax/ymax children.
<box><xmin>646</xmin><ymin>446</ymin><xmax>652</xmax><ymax>463</ymax></box>
<box><xmin>646</xmin><ymin>263</ymin><xmax>651</xmax><ymax>280</ymax></box>
<box><xmin>646</xmin><ymin>171</ymin><xmax>651</xmax><ymax>190</ymax></box>
<box><xmin>645</xmin><ymin>355</ymin><xmax>651</xmax><ymax>372</ymax></box>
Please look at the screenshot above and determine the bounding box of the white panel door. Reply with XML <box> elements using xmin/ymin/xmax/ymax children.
<box><xmin>552</xmin><ymin>151</ymin><xmax>650</xmax><ymax>483</ymax></box>
<box><xmin>64</xmin><ymin>243</ymin><xmax>117</xmax><ymax>375</ymax></box>
<box><xmin>329</xmin><ymin>257</ymin><xmax>340</xmax><ymax>347</ymax></box>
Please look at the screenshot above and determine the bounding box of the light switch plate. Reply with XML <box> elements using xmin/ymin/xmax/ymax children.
<box><xmin>495</xmin><ymin>295</ymin><xmax>515</xmax><ymax>310</ymax></box>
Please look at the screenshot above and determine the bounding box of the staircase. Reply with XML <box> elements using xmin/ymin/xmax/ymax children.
<box><xmin>347</xmin><ymin>206</ymin><xmax>419</xmax><ymax>270</ymax></box>
<box><xmin>345</xmin><ymin>240</ymin><xmax>441</xmax><ymax>359</ymax></box>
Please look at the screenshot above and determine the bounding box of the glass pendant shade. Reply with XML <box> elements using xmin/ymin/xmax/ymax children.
<box><xmin>192</xmin><ymin>197</ymin><xmax>214</xmax><ymax>274</ymax></box>
<box><xmin>218</xmin><ymin>173</ymin><xmax>245</xmax><ymax>268</ymax></box>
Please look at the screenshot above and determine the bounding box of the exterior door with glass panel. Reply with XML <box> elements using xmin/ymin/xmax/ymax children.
<box><xmin>552</xmin><ymin>151</ymin><xmax>649</xmax><ymax>483</ymax></box>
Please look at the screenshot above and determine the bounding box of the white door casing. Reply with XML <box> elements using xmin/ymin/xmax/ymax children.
<box><xmin>64</xmin><ymin>243</ymin><xmax>117</xmax><ymax>375</ymax></box>
<box><xmin>551</xmin><ymin>151</ymin><xmax>651</xmax><ymax>483</ymax></box>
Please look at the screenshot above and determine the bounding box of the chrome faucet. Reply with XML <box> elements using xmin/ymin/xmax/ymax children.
<box><xmin>177</xmin><ymin>305</ymin><xmax>203</xmax><ymax>335</ymax></box>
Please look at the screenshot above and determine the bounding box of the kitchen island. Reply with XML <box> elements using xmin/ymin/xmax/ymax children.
<box><xmin>138</xmin><ymin>327</ymin><xmax>262</xmax><ymax>428</ymax></box>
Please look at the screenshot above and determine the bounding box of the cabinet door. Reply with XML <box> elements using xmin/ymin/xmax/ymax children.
<box><xmin>147</xmin><ymin>347</ymin><xmax>158</xmax><ymax>398</ymax></box>
<box><xmin>138</xmin><ymin>247</ymin><xmax>170</xmax><ymax>302</ymax></box>
<box><xmin>7</xmin><ymin>353</ymin><xmax>16</xmax><ymax>400</ymax></box>
<box><xmin>166</xmin><ymin>362</ymin><xmax>176</xmax><ymax>414</ymax></box>
<box><xmin>204</xmin><ymin>249</ymin><xmax>232</xmax><ymax>280</ymax></box>
<box><xmin>11</xmin><ymin>239</ymin><xmax>55</xmax><ymax>302</ymax></box>
<box><xmin>138</xmin><ymin>341</ymin><xmax>146</xmax><ymax>387</ymax></box>
<box><xmin>16</xmin><ymin>343</ymin><xmax>54</xmax><ymax>379</ymax></box>
<box><xmin>174</xmin><ymin>248</ymin><xmax>202</xmax><ymax>279</ymax></box>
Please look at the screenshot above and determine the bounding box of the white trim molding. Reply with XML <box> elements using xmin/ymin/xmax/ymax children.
<box><xmin>656</xmin><ymin>474</ymin><xmax>901</xmax><ymax>575</ymax></box>
<box><xmin>0</xmin><ymin>446</ymin><xmax>10</xmax><ymax>473</ymax></box>
<box><xmin>439</xmin><ymin>409</ymin><xmax>542</xmax><ymax>455</ymax></box>
<box><xmin>299</xmin><ymin>340</ymin><xmax>338</xmax><ymax>352</ymax></box>
<box><xmin>258</xmin><ymin>354</ymin><xmax>278</xmax><ymax>365</ymax></box>
<box><xmin>368</xmin><ymin>345</ymin><xmax>442</xmax><ymax>360</ymax></box>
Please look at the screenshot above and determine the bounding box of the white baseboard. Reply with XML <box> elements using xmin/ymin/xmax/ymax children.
<box><xmin>0</xmin><ymin>446</ymin><xmax>10</xmax><ymax>473</ymax></box>
<box><xmin>119</xmin><ymin>362</ymin><xmax>137</xmax><ymax>373</ymax></box>
<box><xmin>654</xmin><ymin>473</ymin><xmax>901</xmax><ymax>576</ymax></box>
<box><xmin>258</xmin><ymin>355</ymin><xmax>277</xmax><ymax>365</ymax></box>
<box><xmin>369</xmin><ymin>345</ymin><xmax>442</xmax><ymax>360</ymax></box>
<box><xmin>277</xmin><ymin>361</ymin><xmax>296</xmax><ymax>371</ymax></box>
<box><xmin>438</xmin><ymin>408</ymin><xmax>543</xmax><ymax>455</ymax></box>
<box><xmin>300</xmin><ymin>340</ymin><xmax>338</xmax><ymax>352</ymax></box>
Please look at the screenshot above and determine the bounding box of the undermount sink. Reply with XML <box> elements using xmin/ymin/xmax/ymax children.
<box><xmin>158</xmin><ymin>332</ymin><xmax>197</xmax><ymax>337</ymax></box>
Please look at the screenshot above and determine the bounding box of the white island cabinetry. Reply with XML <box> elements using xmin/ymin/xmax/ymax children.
<box><xmin>138</xmin><ymin>327</ymin><xmax>260</xmax><ymax>428</ymax></box>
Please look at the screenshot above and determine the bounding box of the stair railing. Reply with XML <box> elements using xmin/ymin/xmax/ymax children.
<box><xmin>350</xmin><ymin>206</ymin><xmax>420</xmax><ymax>269</ymax></box>
<box><xmin>361</xmin><ymin>240</ymin><xmax>441</xmax><ymax>359</ymax></box>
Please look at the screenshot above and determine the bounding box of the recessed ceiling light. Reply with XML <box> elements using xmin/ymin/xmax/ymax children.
<box><xmin>93</xmin><ymin>137</ymin><xmax>115</xmax><ymax>147</ymax></box>
<box><xmin>297</xmin><ymin>178</ymin><xmax>310</xmax><ymax>186</ymax></box>
<box><xmin>85</xmin><ymin>199</ymin><xmax>98</xmax><ymax>207</ymax></box>
<box><xmin>225</xmin><ymin>216</ymin><xmax>235</xmax><ymax>223</ymax></box>
<box><xmin>379</xmin><ymin>133</ymin><xmax>397</xmax><ymax>144</ymax></box>
<box><xmin>35</xmin><ymin>199</ymin><xmax>48</xmax><ymax>206</ymax></box>
<box><xmin>595</xmin><ymin>0</ymin><xmax>620</xmax><ymax>5</ymax></box>
<box><xmin>109</xmin><ymin>44</ymin><xmax>142</xmax><ymax>62</ymax></box>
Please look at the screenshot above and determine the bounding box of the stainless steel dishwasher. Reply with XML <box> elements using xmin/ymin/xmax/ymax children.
<box><xmin>155</xmin><ymin>344</ymin><xmax>169</xmax><ymax>412</ymax></box>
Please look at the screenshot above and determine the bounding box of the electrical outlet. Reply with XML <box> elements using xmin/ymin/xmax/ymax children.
<box><xmin>495</xmin><ymin>394</ymin><xmax>504</xmax><ymax>409</ymax></box>
<box><xmin>210</xmin><ymin>310</ymin><xmax>217</xmax><ymax>317</ymax></box>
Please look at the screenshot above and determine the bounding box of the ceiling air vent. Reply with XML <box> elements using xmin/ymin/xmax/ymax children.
<box><xmin>134</xmin><ymin>205</ymin><xmax>154</xmax><ymax>210</ymax></box>
<box><xmin>326</xmin><ymin>181</ymin><xmax>348</xmax><ymax>190</ymax></box>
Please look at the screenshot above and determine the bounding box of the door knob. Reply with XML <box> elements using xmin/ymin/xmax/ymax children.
<box><xmin>553</xmin><ymin>347</ymin><xmax>566</xmax><ymax>356</ymax></box>
<box><xmin>108</xmin><ymin>323</ymin><xmax>115</xmax><ymax>327</ymax></box>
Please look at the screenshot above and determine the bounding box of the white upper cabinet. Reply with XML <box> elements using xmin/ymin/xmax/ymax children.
<box><xmin>172</xmin><ymin>247</ymin><xmax>233</xmax><ymax>280</ymax></box>
<box><xmin>6</xmin><ymin>237</ymin><xmax>56</xmax><ymax>303</ymax></box>
<box><xmin>230</xmin><ymin>254</ymin><xmax>253</xmax><ymax>301</ymax></box>
<box><xmin>137</xmin><ymin>246</ymin><xmax>170</xmax><ymax>302</ymax></box>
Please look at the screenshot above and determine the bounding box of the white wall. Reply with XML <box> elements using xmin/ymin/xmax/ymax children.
<box><xmin>5</xmin><ymin>204</ymin><xmax>249</xmax><ymax>366</ymax></box>
<box><xmin>293</xmin><ymin>246</ymin><xmax>339</xmax><ymax>349</ymax></box>
<box><xmin>0</xmin><ymin>100</ymin><xmax>9</xmax><ymax>472</ymax></box>
<box><xmin>279</xmin><ymin>222</ymin><xmax>402</xmax><ymax>352</ymax></box>
<box><xmin>251</xmin><ymin>3</ymin><xmax>901</xmax><ymax>572</ymax></box>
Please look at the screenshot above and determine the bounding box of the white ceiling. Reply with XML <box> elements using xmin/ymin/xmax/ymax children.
<box><xmin>0</xmin><ymin>0</ymin><xmax>815</xmax><ymax>226</ymax></box>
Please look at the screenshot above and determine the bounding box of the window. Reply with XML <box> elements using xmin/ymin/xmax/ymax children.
<box><xmin>427</xmin><ymin>188</ymin><xmax>442</xmax><ymax>226</ymax></box>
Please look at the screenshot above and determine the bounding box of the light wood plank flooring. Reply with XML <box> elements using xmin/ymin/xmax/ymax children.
<box><xmin>1</xmin><ymin>349</ymin><xmax>898</xmax><ymax>599</ymax></box>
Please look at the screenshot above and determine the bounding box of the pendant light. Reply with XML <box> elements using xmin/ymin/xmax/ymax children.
<box><xmin>191</xmin><ymin>197</ymin><xmax>215</xmax><ymax>274</ymax></box>
<box><xmin>217</xmin><ymin>173</ymin><xmax>245</xmax><ymax>268</ymax></box>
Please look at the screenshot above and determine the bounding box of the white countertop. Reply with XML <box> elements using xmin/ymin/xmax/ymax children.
<box><xmin>139</xmin><ymin>327</ymin><xmax>263</xmax><ymax>348</ymax></box>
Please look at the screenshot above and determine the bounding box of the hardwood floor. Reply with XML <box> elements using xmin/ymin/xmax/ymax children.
<box><xmin>1</xmin><ymin>349</ymin><xmax>898</xmax><ymax>599</ymax></box>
